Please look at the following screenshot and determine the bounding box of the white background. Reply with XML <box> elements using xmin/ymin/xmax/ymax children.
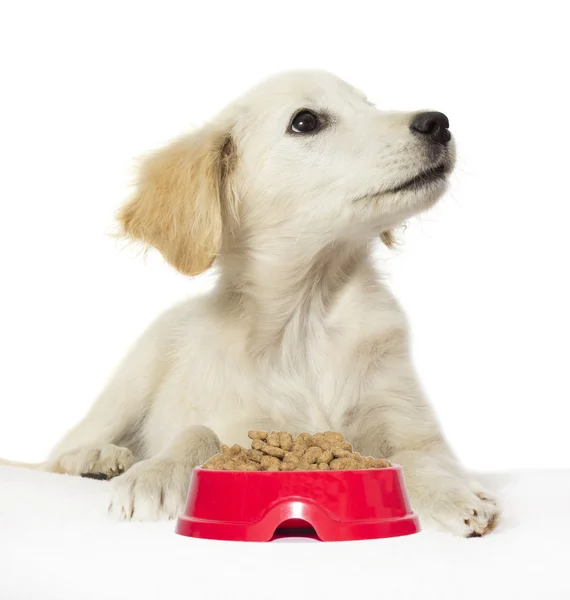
<box><xmin>0</xmin><ymin>0</ymin><xmax>568</xmax><ymax>471</ymax></box>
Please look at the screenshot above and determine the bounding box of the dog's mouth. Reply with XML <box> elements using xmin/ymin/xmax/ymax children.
<box><xmin>386</xmin><ymin>163</ymin><xmax>449</xmax><ymax>194</ymax></box>
<box><xmin>352</xmin><ymin>162</ymin><xmax>451</xmax><ymax>204</ymax></box>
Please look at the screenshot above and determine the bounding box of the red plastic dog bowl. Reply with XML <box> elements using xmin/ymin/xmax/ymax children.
<box><xmin>176</xmin><ymin>465</ymin><xmax>420</xmax><ymax>542</ymax></box>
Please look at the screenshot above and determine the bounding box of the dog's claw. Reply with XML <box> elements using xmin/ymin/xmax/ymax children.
<box><xmin>81</xmin><ymin>471</ymin><xmax>109</xmax><ymax>480</ymax></box>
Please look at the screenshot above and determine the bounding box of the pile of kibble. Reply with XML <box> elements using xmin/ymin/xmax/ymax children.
<box><xmin>202</xmin><ymin>430</ymin><xmax>392</xmax><ymax>471</ymax></box>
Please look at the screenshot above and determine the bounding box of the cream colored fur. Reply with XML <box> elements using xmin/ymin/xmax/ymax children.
<box><xmin>1</xmin><ymin>71</ymin><xmax>498</xmax><ymax>536</ymax></box>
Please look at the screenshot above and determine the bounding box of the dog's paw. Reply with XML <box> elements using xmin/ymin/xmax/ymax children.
<box><xmin>417</xmin><ymin>479</ymin><xmax>500</xmax><ymax>537</ymax></box>
<box><xmin>108</xmin><ymin>459</ymin><xmax>190</xmax><ymax>521</ymax></box>
<box><xmin>49</xmin><ymin>445</ymin><xmax>135</xmax><ymax>479</ymax></box>
<box><xmin>468</xmin><ymin>480</ymin><xmax>498</xmax><ymax>505</ymax></box>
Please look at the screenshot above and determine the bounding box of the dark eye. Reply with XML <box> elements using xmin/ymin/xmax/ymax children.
<box><xmin>290</xmin><ymin>110</ymin><xmax>319</xmax><ymax>134</ymax></box>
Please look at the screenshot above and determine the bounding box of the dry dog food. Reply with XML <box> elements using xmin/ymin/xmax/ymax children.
<box><xmin>202</xmin><ymin>431</ymin><xmax>392</xmax><ymax>471</ymax></box>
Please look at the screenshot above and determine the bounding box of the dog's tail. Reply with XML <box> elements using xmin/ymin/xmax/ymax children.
<box><xmin>0</xmin><ymin>458</ymin><xmax>49</xmax><ymax>471</ymax></box>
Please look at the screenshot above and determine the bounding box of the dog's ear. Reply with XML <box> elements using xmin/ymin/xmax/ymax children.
<box><xmin>118</xmin><ymin>125</ymin><xmax>234</xmax><ymax>276</ymax></box>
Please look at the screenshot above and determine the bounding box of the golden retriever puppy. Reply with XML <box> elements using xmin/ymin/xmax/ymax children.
<box><xmin>1</xmin><ymin>71</ymin><xmax>498</xmax><ymax>536</ymax></box>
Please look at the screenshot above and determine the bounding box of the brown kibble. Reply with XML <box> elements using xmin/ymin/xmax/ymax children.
<box><xmin>296</xmin><ymin>462</ymin><xmax>319</xmax><ymax>471</ymax></box>
<box><xmin>365</xmin><ymin>458</ymin><xmax>392</xmax><ymax>469</ymax></box>
<box><xmin>267</xmin><ymin>432</ymin><xmax>281</xmax><ymax>447</ymax></box>
<box><xmin>230</xmin><ymin>444</ymin><xmax>242</xmax><ymax>456</ymax></box>
<box><xmin>202</xmin><ymin>430</ymin><xmax>390</xmax><ymax>473</ymax></box>
<box><xmin>311</xmin><ymin>434</ymin><xmax>329</xmax><ymax>450</ymax></box>
<box><xmin>297</xmin><ymin>433</ymin><xmax>314</xmax><ymax>445</ymax></box>
<box><xmin>332</xmin><ymin>448</ymin><xmax>352</xmax><ymax>458</ymax></box>
<box><xmin>247</xmin><ymin>449</ymin><xmax>263</xmax><ymax>463</ymax></box>
<box><xmin>261</xmin><ymin>456</ymin><xmax>281</xmax><ymax>471</ymax></box>
<box><xmin>301</xmin><ymin>446</ymin><xmax>323</xmax><ymax>465</ymax></box>
<box><xmin>324</xmin><ymin>432</ymin><xmax>344</xmax><ymax>444</ymax></box>
<box><xmin>279</xmin><ymin>432</ymin><xmax>293</xmax><ymax>451</ymax></box>
<box><xmin>241</xmin><ymin>462</ymin><xmax>261</xmax><ymax>472</ymax></box>
<box><xmin>330</xmin><ymin>457</ymin><xmax>357</xmax><ymax>470</ymax></box>
<box><xmin>283</xmin><ymin>454</ymin><xmax>300</xmax><ymax>466</ymax></box>
<box><xmin>221</xmin><ymin>459</ymin><xmax>240</xmax><ymax>470</ymax></box>
<box><xmin>279</xmin><ymin>461</ymin><xmax>298</xmax><ymax>471</ymax></box>
<box><xmin>202</xmin><ymin>454</ymin><xmax>225</xmax><ymax>469</ymax></box>
<box><xmin>291</xmin><ymin>441</ymin><xmax>308</xmax><ymax>457</ymax></box>
<box><xmin>263</xmin><ymin>445</ymin><xmax>286</xmax><ymax>458</ymax></box>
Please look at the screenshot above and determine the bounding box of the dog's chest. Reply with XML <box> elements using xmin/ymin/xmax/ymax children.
<box><xmin>184</xmin><ymin>318</ymin><xmax>364</xmax><ymax>446</ymax></box>
<box><xmin>147</xmin><ymin>282</ymin><xmax>401</xmax><ymax>452</ymax></box>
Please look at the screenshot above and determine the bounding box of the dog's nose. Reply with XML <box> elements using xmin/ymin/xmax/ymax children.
<box><xmin>410</xmin><ymin>111</ymin><xmax>451</xmax><ymax>144</ymax></box>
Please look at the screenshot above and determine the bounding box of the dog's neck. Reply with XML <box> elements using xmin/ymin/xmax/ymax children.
<box><xmin>218</xmin><ymin>236</ymin><xmax>374</xmax><ymax>361</ymax></box>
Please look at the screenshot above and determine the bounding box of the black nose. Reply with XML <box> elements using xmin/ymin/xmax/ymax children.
<box><xmin>410</xmin><ymin>111</ymin><xmax>451</xmax><ymax>144</ymax></box>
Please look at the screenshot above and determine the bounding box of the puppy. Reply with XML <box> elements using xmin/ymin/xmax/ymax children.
<box><xmin>1</xmin><ymin>71</ymin><xmax>498</xmax><ymax>536</ymax></box>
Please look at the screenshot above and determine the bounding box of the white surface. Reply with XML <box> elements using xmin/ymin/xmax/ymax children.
<box><xmin>1</xmin><ymin>467</ymin><xmax>569</xmax><ymax>599</ymax></box>
<box><xmin>0</xmin><ymin>1</ymin><xmax>569</xmax><ymax>473</ymax></box>
<box><xmin>0</xmin><ymin>5</ymin><xmax>567</xmax><ymax>596</ymax></box>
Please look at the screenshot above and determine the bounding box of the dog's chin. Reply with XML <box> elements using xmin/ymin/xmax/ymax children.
<box><xmin>364</xmin><ymin>174</ymin><xmax>449</xmax><ymax>229</ymax></box>
<box><xmin>350</xmin><ymin>160</ymin><xmax>452</xmax><ymax>229</ymax></box>
<box><xmin>384</xmin><ymin>161</ymin><xmax>451</xmax><ymax>212</ymax></box>
<box><xmin>387</xmin><ymin>163</ymin><xmax>449</xmax><ymax>195</ymax></box>
<box><xmin>396</xmin><ymin>173</ymin><xmax>449</xmax><ymax>204</ymax></box>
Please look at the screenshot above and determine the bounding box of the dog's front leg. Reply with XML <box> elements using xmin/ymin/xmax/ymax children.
<box><xmin>108</xmin><ymin>425</ymin><xmax>220</xmax><ymax>521</ymax></box>
<box><xmin>347</xmin><ymin>365</ymin><xmax>499</xmax><ymax>537</ymax></box>
<box><xmin>388</xmin><ymin>443</ymin><xmax>499</xmax><ymax>537</ymax></box>
<box><xmin>44</xmin><ymin>309</ymin><xmax>180</xmax><ymax>479</ymax></box>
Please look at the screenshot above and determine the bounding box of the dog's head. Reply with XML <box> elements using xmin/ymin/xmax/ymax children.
<box><xmin>119</xmin><ymin>71</ymin><xmax>455</xmax><ymax>275</ymax></box>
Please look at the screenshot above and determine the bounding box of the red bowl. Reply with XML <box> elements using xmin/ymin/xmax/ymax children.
<box><xmin>176</xmin><ymin>465</ymin><xmax>420</xmax><ymax>542</ymax></box>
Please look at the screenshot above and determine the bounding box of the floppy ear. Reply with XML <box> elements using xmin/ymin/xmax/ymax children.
<box><xmin>118</xmin><ymin>126</ymin><xmax>234</xmax><ymax>276</ymax></box>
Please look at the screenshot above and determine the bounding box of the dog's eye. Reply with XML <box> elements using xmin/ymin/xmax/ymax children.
<box><xmin>290</xmin><ymin>110</ymin><xmax>319</xmax><ymax>134</ymax></box>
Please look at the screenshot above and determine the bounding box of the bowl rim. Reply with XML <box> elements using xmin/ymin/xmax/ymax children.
<box><xmin>193</xmin><ymin>465</ymin><xmax>400</xmax><ymax>474</ymax></box>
